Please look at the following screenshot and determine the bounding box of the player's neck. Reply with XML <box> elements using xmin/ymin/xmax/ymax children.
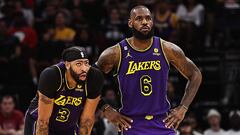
<box><xmin>129</xmin><ymin>37</ymin><xmax>153</xmax><ymax>50</ymax></box>
<box><xmin>66</xmin><ymin>72</ymin><xmax>77</xmax><ymax>88</ymax></box>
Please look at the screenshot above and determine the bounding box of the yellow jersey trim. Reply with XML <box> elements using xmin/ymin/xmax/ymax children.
<box><xmin>117</xmin><ymin>75</ymin><xmax>124</xmax><ymax>112</ymax></box>
<box><xmin>160</xmin><ymin>39</ymin><xmax>170</xmax><ymax>67</ymax></box>
<box><xmin>126</xmin><ymin>37</ymin><xmax>153</xmax><ymax>52</ymax></box>
<box><xmin>85</xmin><ymin>81</ymin><xmax>88</xmax><ymax>97</ymax></box>
<box><xmin>65</xmin><ymin>73</ymin><xmax>75</xmax><ymax>90</ymax></box>
<box><xmin>53</xmin><ymin>65</ymin><xmax>62</xmax><ymax>91</ymax></box>
<box><xmin>113</xmin><ymin>44</ymin><xmax>121</xmax><ymax>77</ymax></box>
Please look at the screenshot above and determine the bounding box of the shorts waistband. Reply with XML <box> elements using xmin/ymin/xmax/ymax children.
<box><xmin>125</xmin><ymin>113</ymin><xmax>168</xmax><ymax>121</ymax></box>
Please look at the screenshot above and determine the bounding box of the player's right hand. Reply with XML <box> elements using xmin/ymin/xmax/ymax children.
<box><xmin>103</xmin><ymin>106</ymin><xmax>133</xmax><ymax>132</ymax></box>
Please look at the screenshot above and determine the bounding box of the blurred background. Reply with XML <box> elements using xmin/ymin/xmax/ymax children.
<box><xmin>0</xmin><ymin>0</ymin><xmax>240</xmax><ymax>135</ymax></box>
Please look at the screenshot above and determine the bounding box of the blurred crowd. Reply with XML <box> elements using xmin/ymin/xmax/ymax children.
<box><xmin>0</xmin><ymin>0</ymin><xmax>240</xmax><ymax>135</ymax></box>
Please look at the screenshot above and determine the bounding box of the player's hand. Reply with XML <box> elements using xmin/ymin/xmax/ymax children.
<box><xmin>163</xmin><ymin>105</ymin><xmax>188</xmax><ymax>130</ymax></box>
<box><xmin>103</xmin><ymin>106</ymin><xmax>133</xmax><ymax>132</ymax></box>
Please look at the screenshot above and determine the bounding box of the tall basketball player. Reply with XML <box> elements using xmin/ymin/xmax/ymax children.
<box><xmin>96</xmin><ymin>5</ymin><xmax>202</xmax><ymax>135</ymax></box>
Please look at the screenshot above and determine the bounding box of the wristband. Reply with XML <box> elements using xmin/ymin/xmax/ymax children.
<box><xmin>180</xmin><ymin>104</ymin><xmax>188</xmax><ymax>110</ymax></box>
<box><xmin>102</xmin><ymin>104</ymin><xmax>111</xmax><ymax>112</ymax></box>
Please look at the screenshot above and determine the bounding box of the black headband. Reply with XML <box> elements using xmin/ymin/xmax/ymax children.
<box><xmin>62</xmin><ymin>46</ymin><xmax>88</xmax><ymax>62</ymax></box>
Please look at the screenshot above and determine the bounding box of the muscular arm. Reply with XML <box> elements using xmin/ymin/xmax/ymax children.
<box><xmin>96</xmin><ymin>45</ymin><xmax>120</xmax><ymax>74</ymax></box>
<box><xmin>79</xmin><ymin>96</ymin><xmax>100</xmax><ymax>135</ymax></box>
<box><xmin>163</xmin><ymin>40</ymin><xmax>202</xmax><ymax>108</ymax></box>
<box><xmin>36</xmin><ymin>91</ymin><xmax>54</xmax><ymax>135</ymax></box>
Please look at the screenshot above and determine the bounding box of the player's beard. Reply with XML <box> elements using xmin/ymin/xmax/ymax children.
<box><xmin>131</xmin><ymin>26</ymin><xmax>154</xmax><ymax>40</ymax></box>
<box><xmin>69</xmin><ymin>67</ymin><xmax>84</xmax><ymax>83</ymax></box>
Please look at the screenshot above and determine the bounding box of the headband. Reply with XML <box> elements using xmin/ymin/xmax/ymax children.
<box><xmin>62</xmin><ymin>46</ymin><xmax>88</xmax><ymax>62</ymax></box>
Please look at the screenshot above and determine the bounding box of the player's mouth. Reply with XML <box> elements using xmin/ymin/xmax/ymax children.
<box><xmin>79</xmin><ymin>73</ymin><xmax>87</xmax><ymax>80</ymax></box>
<box><xmin>141</xmin><ymin>26</ymin><xmax>150</xmax><ymax>32</ymax></box>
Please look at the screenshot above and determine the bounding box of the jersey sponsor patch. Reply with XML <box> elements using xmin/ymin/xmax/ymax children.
<box><xmin>75</xmin><ymin>85</ymin><xmax>84</xmax><ymax>92</ymax></box>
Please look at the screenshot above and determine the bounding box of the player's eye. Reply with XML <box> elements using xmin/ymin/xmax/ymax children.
<box><xmin>146</xmin><ymin>16</ymin><xmax>152</xmax><ymax>21</ymax></box>
<box><xmin>76</xmin><ymin>63</ymin><xmax>82</xmax><ymax>66</ymax></box>
<box><xmin>135</xmin><ymin>16</ymin><xmax>142</xmax><ymax>21</ymax></box>
<box><xmin>84</xmin><ymin>61</ymin><xmax>89</xmax><ymax>65</ymax></box>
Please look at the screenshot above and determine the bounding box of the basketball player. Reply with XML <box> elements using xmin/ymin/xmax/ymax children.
<box><xmin>96</xmin><ymin>5</ymin><xmax>202</xmax><ymax>135</ymax></box>
<box><xmin>24</xmin><ymin>46</ymin><xmax>104</xmax><ymax>135</ymax></box>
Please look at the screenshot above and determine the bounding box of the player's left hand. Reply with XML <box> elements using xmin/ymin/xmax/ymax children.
<box><xmin>103</xmin><ymin>106</ymin><xmax>133</xmax><ymax>132</ymax></box>
<box><xmin>163</xmin><ymin>105</ymin><xmax>188</xmax><ymax>130</ymax></box>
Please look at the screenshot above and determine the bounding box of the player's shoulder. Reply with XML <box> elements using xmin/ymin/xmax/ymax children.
<box><xmin>160</xmin><ymin>39</ymin><xmax>185</xmax><ymax>61</ymax></box>
<box><xmin>97</xmin><ymin>44</ymin><xmax>121</xmax><ymax>66</ymax></box>
<box><xmin>103</xmin><ymin>44</ymin><xmax>121</xmax><ymax>55</ymax></box>
<box><xmin>161</xmin><ymin>39</ymin><xmax>182</xmax><ymax>52</ymax></box>
<box><xmin>42</xmin><ymin>65</ymin><xmax>59</xmax><ymax>74</ymax></box>
<box><xmin>88</xmin><ymin>67</ymin><xmax>104</xmax><ymax>78</ymax></box>
<box><xmin>88</xmin><ymin>66</ymin><xmax>103</xmax><ymax>75</ymax></box>
<box><xmin>87</xmin><ymin>67</ymin><xmax>104</xmax><ymax>85</ymax></box>
<box><xmin>40</xmin><ymin>64</ymin><xmax>62</xmax><ymax>80</ymax></box>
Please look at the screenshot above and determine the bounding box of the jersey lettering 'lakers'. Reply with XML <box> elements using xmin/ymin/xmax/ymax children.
<box><xmin>126</xmin><ymin>60</ymin><xmax>161</xmax><ymax>75</ymax></box>
<box><xmin>29</xmin><ymin>62</ymin><xmax>87</xmax><ymax>130</ymax></box>
<box><xmin>117</xmin><ymin>37</ymin><xmax>170</xmax><ymax>117</ymax></box>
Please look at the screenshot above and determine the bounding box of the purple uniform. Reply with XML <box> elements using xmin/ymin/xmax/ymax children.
<box><xmin>116</xmin><ymin>36</ymin><xmax>175</xmax><ymax>135</ymax></box>
<box><xmin>24</xmin><ymin>62</ymin><xmax>104</xmax><ymax>135</ymax></box>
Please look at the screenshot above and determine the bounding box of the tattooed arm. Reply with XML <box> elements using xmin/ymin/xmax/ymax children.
<box><xmin>36</xmin><ymin>91</ymin><xmax>54</xmax><ymax>135</ymax></box>
<box><xmin>96</xmin><ymin>44</ymin><xmax>120</xmax><ymax>74</ymax></box>
<box><xmin>162</xmin><ymin>40</ymin><xmax>202</xmax><ymax>129</ymax></box>
<box><xmin>163</xmin><ymin>40</ymin><xmax>202</xmax><ymax>108</ymax></box>
<box><xmin>79</xmin><ymin>96</ymin><xmax>100</xmax><ymax>135</ymax></box>
<box><xmin>96</xmin><ymin>45</ymin><xmax>133</xmax><ymax>131</ymax></box>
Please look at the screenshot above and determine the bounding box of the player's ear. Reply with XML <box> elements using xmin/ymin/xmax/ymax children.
<box><xmin>65</xmin><ymin>61</ymin><xmax>70</xmax><ymax>70</ymax></box>
<box><xmin>128</xmin><ymin>18</ymin><xmax>132</xmax><ymax>28</ymax></box>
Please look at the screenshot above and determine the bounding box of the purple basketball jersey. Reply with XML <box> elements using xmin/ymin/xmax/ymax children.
<box><xmin>29</xmin><ymin>62</ymin><xmax>86</xmax><ymax>132</ymax></box>
<box><xmin>117</xmin><ymin>36</ymin><xmax>170</xmax><ymax>117</ymax></box>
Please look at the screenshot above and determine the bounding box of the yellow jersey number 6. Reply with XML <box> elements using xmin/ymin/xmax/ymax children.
<box><xmin>140</xmin><ymin>75</ymin><xmax>152</xmax><ymax>96</ymax></box>
<box><xmin>56</xmin><ymin>108</ymin><xmax>70</xmax><ymax>122</ymax></box>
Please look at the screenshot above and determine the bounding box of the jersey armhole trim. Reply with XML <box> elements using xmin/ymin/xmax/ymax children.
<box><xmin>113</xmin><ymin>43</ymin><xmax>122</xmax><ymax>77</ymax></box>
<box><xmin>85</xmin><ymin>81</ymin><xmax>88</xmax><ymax>97</ymax></box>
<box><xmin>117</xmin><ymin>75</ymin><xmax>124</xmax><ymax>112</ymax></box>
<box><xmin>53</xmin><ymin>65</ymin><xmax>63</xmax><ymax>91</ymax></box>
<box><xmin>160</xmin><ymin>38</ymin><xmax>170</xmax><ymax>68</ymax></box>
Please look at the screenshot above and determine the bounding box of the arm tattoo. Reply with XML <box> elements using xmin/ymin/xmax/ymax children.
<box><xmin>97</xmin><ymin>45</ymin><xmax>119</xmax><ymax>74</ymax></box>
<box><xmin>169</xmin><ymin>44</ymin><xmax>193</xmax><ymax>79</ymax></box>
<box><xmin>166</xmin><ymin>42</ymin><xmax>202</xmax><ymax>107</ymax></box>
<box><xmin>39</xmin><ymin>94</ymin><xmax>52</xmax><ymax>104</ymax></box>
<box><xmin>79</xmin><ymin>118</ymin><xmax>93</xmax><ymax>135</ymax></box>
<box><xmin>36</xmin><ymin>120</ymin><xmax>49</xmax><ymax>135</ymax></box>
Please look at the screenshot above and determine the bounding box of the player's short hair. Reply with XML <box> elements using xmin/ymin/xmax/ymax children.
<box><xmin>130</xmin><ymin>5</ymin><xmax>150</xmax><ymax>17</ymax></box>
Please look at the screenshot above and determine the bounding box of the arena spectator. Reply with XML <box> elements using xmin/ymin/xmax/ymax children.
<box><xmin>204</xmin><ymin>109</ymin><xmax>226</xmax><ymax>135</ymax></box>
<box><xmin>0</xmin><ymin>95</ymin><xmax>24</xmax><ymax>135</ymax></box>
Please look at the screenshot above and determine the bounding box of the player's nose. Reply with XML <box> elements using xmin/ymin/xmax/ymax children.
<box><xmin>142</xmin><ymin>18</ymin><xmax>147</xmax><ymax>24</ymax></box>
<box><xmin>81</xmin><ymin>64</ymin><xmax>89</xmax><ymax>72</ymax></box>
